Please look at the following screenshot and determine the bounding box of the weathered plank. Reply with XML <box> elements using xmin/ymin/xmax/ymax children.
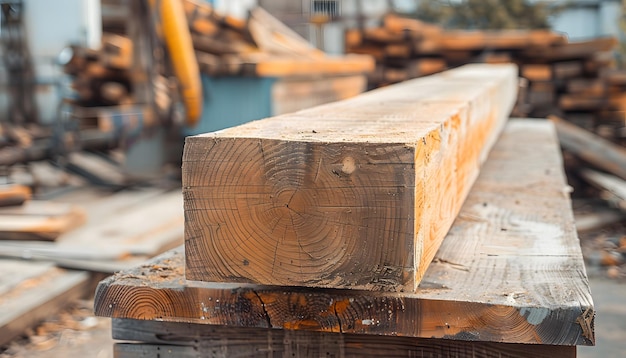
<box><xmin>97</xmin><ymin>120</ymin><xmax>594</xmax><ymax>345</ymax></box>
<box><xmin>580</xmin><ymin>169</ymin><xmax>626</xmax><ymax>206</ymax></box>
<box><xmin>551</xmin><ymin>115</ymin><xmax>626</xmax><ymax>180</ymax></box>
<box><xmin>0</xmin><ymin>189</ymin><xmax>183</xmax><ymax>272</ymax></box>
<box><xmin>574</xmin><ymin>206</ymin><xmax>625</xmax><ymax>232</ymax></box>
<box><xmin>182</xmin><ymin>64</ymin><xmax>518</xmax><ymax>291</ymax></box>
<box><xmin>0</xmin><ymin>184</ymin><xmax>30</xmax><ymax>207</ymax></box>
<box><xmin>50</xmin><ymin>190</ymin><xmax>183</xmax><ymax>258</ymax></box>
<box><xmin>0</xmin><ymin>261</ymin><xmax>89</xmax><ymax>346</ymax></box>
<box><xmin>0</xmin><ymin>201</ymin><xmax>86</xmax><ymax>241</ymax></box>
<box><xmin>111</xmin><ymin>319</ymin><xmax>576</xmax><ymax>358</ymax></box>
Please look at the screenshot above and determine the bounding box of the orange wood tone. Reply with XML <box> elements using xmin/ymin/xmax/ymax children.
<box><xmin>182</xmin><ymin>64</ymin><xmax>517</xmax><ymax>291</ymax></box>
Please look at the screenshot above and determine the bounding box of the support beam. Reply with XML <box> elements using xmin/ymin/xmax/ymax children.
<box><xmin>97</xmin><ymin>120</ymin><xmax>594</xmax><ymax>347</ymax></box>
<box><xmin>182</xmin><ymin>64</ymin><xmax>518</xmax><ymax>291</ymax></box>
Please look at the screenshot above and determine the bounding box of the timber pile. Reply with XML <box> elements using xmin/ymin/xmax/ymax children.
<box><xmin>345</xmin><ymin>14</ymin><xmax>623</xmax><ymax>144</ymax></box>
<box><xmin>93</xmin><ymin>67</ymin><xmax>595</xmax><ymax>356</ymax></box>
<box><xmin>346</xmin><ymin>16</ymin><xmax>626</xmax><ymax>268</ymax></box>
<box><xmin>62</xmin><ymin>34</ymin><xmax>133</xmax><ymax>108</ymax></box>
<box><xmin>0</xmin><ymin>184</ymin><xmax>86</xmax><ymax>242</ymax></box>
<box><xmin>551</xmin><ymin>115</ymin><xmax>626</xmax><ymax>280</ymax></box>
<box><xmin>0</xmin><ymin>187</ymin><xmax>185</xmax><ymax>349</ymax></box>
<box><xmin>95</xmin><ymin>119</ymin><xmax>594</xmax><ymax>356</ymax></box>
<box><xmin>63</xmin><ymin>2</ymin><xmax>373</xmax><ymax>113</ymax></box>
<box><xmin>187</xmin><ymin>3</ymin><xmax>372</xmax><ymax>77</ymax></box>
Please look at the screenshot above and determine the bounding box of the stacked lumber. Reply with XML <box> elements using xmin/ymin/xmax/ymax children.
<box><xmin>64</xmin><ymin>2</ymin><xmax>373</xmax><ymax>133</ymax></box>
<box><xmin>345</xmin><ymin>14</ymin><xmax>567</xmax><ymax>88</ymax></box>
<box><xmin>0</xmin><ymin>188</ymin><xmax>185</xmax><ymax>350</ymax></box>
<box><xmin>62</xmin><ymin>35</ymin><xmax>134</xmax><ymax>108</ymax></box>
<box><xmin>551</xmin><ymin>116</ymin><xmax>626</xmax><ymax>279</ymax></box>
<box><xmin>92</xmin><ymin>67</ymin><xmax>596</xmax><ymax>356</ymax></box>
<box><xmin>95</xmin><ymin>119</ymin><xmax>594</xmax><ymax>356</ymax></box>
<box><xmin>187</xmin><ymin>4</ymin><xmax>372</xmax><ymax>77</ymax></box>
<box><xmin>0</xmin><ymin>184</ymin><xmax>86</xmax><ymax>242</ymax></box>
<box><xmin>346</xmin><ymin>14</ymin><xmax>623</xmax><ymax>143</ymax></box>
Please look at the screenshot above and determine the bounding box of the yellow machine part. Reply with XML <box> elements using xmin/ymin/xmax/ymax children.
<box><xmin>150</xmin><ymin>0</ymin><xmax>203</xmax><ymax>126</ymax></box>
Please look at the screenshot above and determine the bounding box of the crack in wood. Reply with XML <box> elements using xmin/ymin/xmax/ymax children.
<box><xmin>251</xmin><ymin>290</ymin><xmax>272</xmax><ymax>328</ymax></box>
<box><xmin>576</xmin><ymin>306</ymin><xmax>595</xmax><ymax>345</ymax></box>
<box><xmin>333</xmin><ymin>301</ymin><xmax>344</xmax><ymax>333</ymax></box>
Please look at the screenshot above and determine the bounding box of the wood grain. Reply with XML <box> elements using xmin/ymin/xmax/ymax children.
<box><xmin>183</xmin><ymin>64</ymin><xmax>518</xmax><ymax>291</ymax></box>
<box><xmin>97</xmin><ymin>119</ymin><xmax>594</xmax><ymax>346</ymax></box>
<box><xmin>111</xmin><ymin>319</ymin><xmax>576</xmax><ymax>358</ymax></box>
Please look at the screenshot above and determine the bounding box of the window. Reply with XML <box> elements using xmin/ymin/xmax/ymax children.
<box><xmin>312</xmin><ymin>0</ymin><xmax>340</xmax><ymax>19</ymax></box>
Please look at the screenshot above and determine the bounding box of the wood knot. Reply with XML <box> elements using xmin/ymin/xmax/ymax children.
<box><xmin>341</xmin><ymin>156</ymin><xmax>356</xmax><ymax>174</ymax></box>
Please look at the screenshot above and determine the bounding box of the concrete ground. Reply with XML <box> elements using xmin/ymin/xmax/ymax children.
<box><xmin>578</xmin><ymin>277</ymin><xmax>626</xmax><ymax>357</ymax></box>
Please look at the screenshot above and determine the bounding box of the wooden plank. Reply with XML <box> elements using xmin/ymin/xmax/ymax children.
<box><xmin>0</xmin><ymin>189</ymin><xmax>183</xmax><ymax>270</ymax></box>
<box><xmin>566</xmin><ymin>78</ymin><xmax>606</xmax><ymax>96</ymax></box>
<box><xmin>575</xmin><ymin>207</ymin><xmax>626</xmax><ymax>232</ymax></box>
<box><xmin>384</xmin><ymin>43</ymin><xmax>411</xmax><ymax>58</ymax></box>
<box><xmin>248</xmin><ymin>7</ymin><xmax>324</xmax><ymax>59</ymax></box>
<box><xmin>97</xmin><ymin>119</ymin><xmax>594</xmax><ymax>345</ymax></box>
<box><xmin>363</xmin><ymin>28</ymin><xmax>407</xmax><ymax>44</ymax></box>
<box><xmin>558</xmin><ymin>94</ymin><xmax>606</xmax><ymax>111</ymax></box>
<box><xmin>111</xmin><ymin>319</ymin><xmax>576</xmax><ymax>358</ymax></box>
<box><xmin>54</xmin><ymin>190</ymin><xmax>184</xmax><ymax>257</ymax></box>
<box><xmin>101</xmin><ymin>33</ymin><xmax>133</xmax><ymax>70</ymax></box>
<box><xmin>521</xmin><ymin>37</ymin><xmax>617</xmax><ymax>61</ymax></box>
<box><xmin>551</xmin><ymin>115</ymin><xmax>626</xmax><ymax>180</ymax></box>
<box><xmin>439</xmin><ymin>30</ymin><xmax>566</xmax><ymax>51</ymax></box>
<box><xmin>0</xmin><ymin>261</ymin><xmax>89</xmax><ymax>347</ymax></box>
<box><xmin>271</xmin><ymin>75</ymin><xmax>367</xmax><ymax>116</ymax></box>
<box><xmin>0</xmin><ymin>201</ymin><xmax>86</xmax><ymax>241</ymax></box>
<box><xmin>481</xmin><ymin>52</ymin><xmax>513</xmax><ymax>64</ymax></box>
<box><xmin>0</xmin><ymin>184</ymin><xmax>31</xmax><ymax>207</ymax></box>
<box><xmin>553</xmin><ymin>61</ymin><xmax>583</xmax><ymax>79</ymax></box>
<box><xmin>182</xmin><ymin>64</ymin><xmax>517</xmax><ymax>291</ymax></box>
<box><xmin>249</xmin><ymin>53</ymin><xmax>375</xmax><ymax>77</ymax></box>
<box><xmin>521</xmin><ymin>64</ymin><xmax>552</xmax><ymax>81</ymax></box>
<box><xmin>406</xmin><ymin>58</ymin><xmax>447</xmax><ymax>77</ymax></box>
<box><xmin>581</xmin><ymin>169</ymin><xmax>626</xmax><ymax>203</ymax></box>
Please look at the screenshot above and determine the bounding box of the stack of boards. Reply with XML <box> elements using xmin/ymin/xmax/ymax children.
<box><xmin>346</xmin><ymin>14</ymin><xmax>624</xmax><ymax>144</ymax></box>
<box><xmin>95</xmin><ymin>64</ymin><xmax>595</xmax><ymax>357</ymax></box>
<box><xmin>64</xmin><ymin>1</ymin><xmax>373</xmax><ymax>128</ymax></box>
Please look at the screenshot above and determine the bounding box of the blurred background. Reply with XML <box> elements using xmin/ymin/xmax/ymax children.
<box><xmin>0</xmin><ymin>0</ymin><xmax>624</xmax><ymax>357</ymax></box>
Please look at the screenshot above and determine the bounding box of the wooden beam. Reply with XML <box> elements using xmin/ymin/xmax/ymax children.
<box><xmin>521</xmin><ymin>64</ymin><xmax>552</xmax><ymax>81</ymax></box>
<box><xmin>0</xmin><ymin>184</ymin><xmax>31</xmax><ymax>207</ymax></box>
<box><xmin>581</xmin><ymin>169</ymin><xmax>626</xmax><ymax>205</ymax></box>
<box><xmin>271</xmin><ymin>75</ymin><xmax>367</xmax><ymax>116</ymax></box>
<box><xmin>575</xmin><ymin>206</ymin><xmax>626</xmax><ymax>232</ymax></box>
<box><xmin>182</xmin><ymin>64</ymin><xmax>517</xmax><ymax>291</ymax></box>
<box><xmin>111</xmin><ymin>319</ymin><xmax>576</xmax><ymax>358</ymax></box>
<box><xmin>0</xmin><ymin>201</ymin><xmax>85</xmax><ymax>241</ymax></box>
<box><xmin>551</xmin><ymin>115</ymin><xmax>626</xmax><ymax>180</ymax></box>
<box><xmin>521</xmin><ymin>37</ymin><xmax>617</xmax><ymax>61</ymax></box>
<box><xmin>247</xmin><ymin>53</ymin><xmax>375</xmax><ymax>77</ymax></box>
<box><xmin>97</xmin><ymin>119</ymin><xmax>594</xmax><ymax>346</ymax></box>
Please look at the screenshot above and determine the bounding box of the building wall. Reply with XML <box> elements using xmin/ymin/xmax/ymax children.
<box><xmin>549</xmin><ymin>0</ymin><xmax>621</xmax><ymax>40</ymax></box>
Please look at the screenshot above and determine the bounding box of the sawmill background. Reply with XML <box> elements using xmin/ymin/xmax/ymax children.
<box><xmin>0</xmin><ymin>0</ymin><xmax>624</xmax><ymax>357</ymax></box>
